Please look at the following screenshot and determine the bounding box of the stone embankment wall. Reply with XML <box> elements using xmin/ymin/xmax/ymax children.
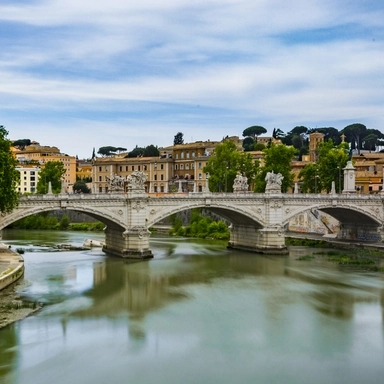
<box><xmin>0</xmin><ymin>245</ymin><xmax>24</xmax><ymax>291</ymax></box>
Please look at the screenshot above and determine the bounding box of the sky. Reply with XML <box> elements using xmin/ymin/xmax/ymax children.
<box><xmin>1</xmin><ymin>0</ymin><xmax>383</xmax><ymax>159</ymax></box>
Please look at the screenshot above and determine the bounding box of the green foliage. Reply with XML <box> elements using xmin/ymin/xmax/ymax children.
<box><xmin>97</xmin><ymin>146</ymin><xmax>127</xmax><ymax>156</ymax></box>
<box><xmin>73</xmin><ymin>180</ymin><xmax>91</xmax><ymax>193</ymax></box>
<box><xmin>59</xmin><ymin>214</ymin><xmax>70</xmax><ymax>229</ymax></box>
<box><xmin>254</xmin><ymin>143</ymin><xmax>296</xmax><ymax>192</ymax></box>
<box><xmin>242</xmin><ymin>126</ymin><xmax>267</xmax><ymax>142</ymax></box>
<box><xmin>12</xmin><ymin>214</ymin><xmax>59</xmax><ymax>229</ymax></box>
<box><xmin>253</xmin><ymin>142</ymin><xmax>266</xmax><ymax>151</ymax></box>
<box><xmin>69</xmin><ymin>222</ymin><xmax>104</xmax><ymax>231</ymax></box>
<box><xmin>143</xmin><ymin>144</ymin><xmax>160</xmax><ymax>157</ymax></box>
<box><xmin>341</xmin><ymin>123</ymin><xmax>367</xmax><ymax>154</ymax></box>
<box><xmin>0</xmin><ymin>126</ymin><xmax>20</xmax><ymax>213</ymax></box>
<box><xmin>242</xmin><ymin>136</ymin><xmax>254</xmax><ymax>151</ymax></box>
<box><xmin>174</xmin><ymin>132</ymin><xmax>184</xmax><ymax>145</ymax></box>
<box><xmin>12</xmin><ymin>138</ymin><xmax>31</xmax><ymax>150</ymax></box>
<box><xmin>317</xmin><ymin>140</ymin><xmax>348</xmax><ymax>193</ymax></box>
<box><xmin>169</xmin><ymin>209</ymin><xmax>230</xmax><ymax>240</ymax></box>
<box><xmin>203</xmin><ymin>140</ymin><xmax>259</xmax><ymax>192</ymax></box>
<box><xmin>36</xmin><ymin>161</ymin><xmax>65</xmax><ymax>194</ymax></box>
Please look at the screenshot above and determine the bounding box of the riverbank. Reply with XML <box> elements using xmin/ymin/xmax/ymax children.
<box><xmin>0</xmin><ymin>243</ymin><xmax>41</xmax><ymax>329</ymax></box>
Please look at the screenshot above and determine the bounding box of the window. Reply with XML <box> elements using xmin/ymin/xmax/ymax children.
<box><xmin>186</xmin><ymin>152</ymin><xmax>190</xmax><ymax>159</ymax></box>
<box><xmin>186</xmin><ymin>164</ymin><xmax>189</xmax><ymax>170</ymax></box>
<box><xmin>138</xmin><ymin>166</ymin><xmax>141</xmax><ymax>171</ymax></box>
<box><xmin>105</xmin><ymin>166</ymin><xmax>108</xmax><ymax>172</ymax></box>
<box><xmin>198</xmin><ymin>162</ymin><xmax>202</xmax><ymax>169</ymax></box>
<box><xmin>198</xmin><ymin>173</ymin><xmax>202</xmax><ymax>179</ymax></box>
<box><xmin>119</xmin><ymin>166</ymin><xmax>122</xmax><ymax>171</ymax></box>
<box><xmin>180</xmin><ymin>164</ymin><xmax>184</xmax><ymax>170</ymax></box>
<box><xmin>126</xmin><ymin>166</ymin><xmax>128</xmax><ymax>171</ymax></box>
<box><xmin>132</xmin><ymin>166</ymin><xmax>135</xmax><ymax>171</ymax></box>
<box><xmin>154</xmin><ymin>175</ymin><xmax>157</xmax><ymax>181</ymax></box>
<box><xmin>181</xmin><ymin>152</ymin><xmax>184</xmax><ymax>159</ymax></box>
<box><xmin>176</xmin><ymin>154</ymin><xmax>179</xmax><ymax>159</ymax></box>
<box><xmin>191</xmin><ymin>163</ymin><xmax>194</xmax><ymax>169</ymax></box>
<box><xmin>192</xmin><ymin>152</ymin><xmax>195</xmax><ymax>158</ymax></box>
<box><xmin>161</xmin><ymin>174</ymin><xmax>164</xmax><ymax>180</ymax></box>
<box><xmin>161</xmin><ymin>164</ymin><xmax>164</xmax><ymax>170</ymax></box>
<box><xmin>99</xmin><ymin>186</ymin><xmax>102</xmax><ymax>193</ymax></box>
<box><xmin>99</xmin><ymin>176</ymin><xmax>102</xmax><ymax>181</ymax></box>
<box><xmin>154</xmin><ymin>186</ymin><xmax>158</xmax><ymax>192</ymax></box>
<box><xmin>175</xmin><ymin>165</ymin><xmax>178</xmax><ymax>170</ymax></box>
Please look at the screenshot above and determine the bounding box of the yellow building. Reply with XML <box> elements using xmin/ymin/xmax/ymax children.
<box><xmin>353</xmin><ymin>152</ymin><xmax>384</xmax><ymax>194</ymax></box>
<box><xmin>11</xmin><ymin>142</ymin><xmax>76</xmax><ymax>192</ymax></box>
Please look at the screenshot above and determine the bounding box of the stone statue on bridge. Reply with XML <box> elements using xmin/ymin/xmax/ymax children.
<box><xmin>127</xmin><ymin>171</ymin><xmax>148</xmax><ymax>191</ymax></box>
<box><xmin>265</xmin><ymin>171</ymin><xmax>283</xmax><ymax>193</ymax></box>
<box><xmin>233</xmin><ymin>173</ymin><xmax>248</xmax><ymax>192</ymax></box>
<box><xmin>106</xmin><ymin>174</ymin><xmax>125</xmax><ymax>192</ymax></box>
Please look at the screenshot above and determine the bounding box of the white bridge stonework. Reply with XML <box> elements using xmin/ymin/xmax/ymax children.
<box><xmin>1</xmin><ymin>190</ymin><xmax>384</xmax><ymax>258</ymax></box>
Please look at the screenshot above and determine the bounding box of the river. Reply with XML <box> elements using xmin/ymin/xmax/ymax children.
<box><xmin>0</xmin><ymin>229</ymin><xmax>384</xmax><ymax>384</ymax></box>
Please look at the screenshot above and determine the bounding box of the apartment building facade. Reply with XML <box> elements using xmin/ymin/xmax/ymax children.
<box><xmin>12</xmin><ymin>142</ymin><xmax>76</xmax><ymax>191</ymax></box>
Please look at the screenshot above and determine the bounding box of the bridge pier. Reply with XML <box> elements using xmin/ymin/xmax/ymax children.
<box><xmin>228</xmin><ymin>224</ymin><xmax>288</xmax><ymax>254</ymax></box>
<box><xmin>103</xmin><ymin>225</ymin><xmax>153</xmax><ymax>259</ymax></box>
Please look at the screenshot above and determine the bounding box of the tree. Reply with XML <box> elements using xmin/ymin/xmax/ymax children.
<box><xmin>143</xmin><ymin>145</ymin><xmax>160</xmax><ymax>157</ymax></box>
<box><xmin>254</xmin><ymin>143</ymin><xmax>297</xmax><ymax>192</ymax></box>
<box><xmin>97</xmin><ymin>146</ymin><xmax>126</xmax><ymax>157</ymax></box>
<box><xmin>203</xmin><ymin>140</ymin><xmax>259</xmax><ymax>192</ymax></box>
<box><xmin>282</xmin><ymin>126</ymin><xmax>308</xmax><ymax>147</ymax></box>
<box><xmin>300</xmin><ymin>140</ymin><xmax>348</xmax><ymax>193</ymax></box>
<box><xmin>12</xmin><ymin>139</ymin><xmax>31</xmax><ymax>150</ymax></box>
<box><xmin>0</xmin><ymin>126</ymin><xmax>20</xmax><ymax>213</ymax></box>
<box><xmin>127</xmin><ymin>146</ymin><xmax>145</xmax><ymax>158</ymax></box>
<box><xmin>174</xmin><ymin>132</ymin><xmax>184</xmax><ymax>145</ymax></box>
<box><xmin>73</xmin><ymin>180</ymin><xmax>91</xmax><ymax>193</ymax></box>
<box><xmin>363</xmin><ymin>133</ymin><xmax>378</xmax><ymax>152</ymax></box>
<box><xmin>242</xmin><ymin>137</ymin><xmax>255</xmax><ymax>151</ymax></box>
<box><xmin>36</xmin><ymin>161</ymin><xmax>65</xmax><ymax>194</ymax></box>
<box><xmin>272</xmin><ymin>128</ymin><xmax>285</xmax><ymax>140</ymax></box>
<box><xmin>242</xmin><ymin>126</ymin><xmax>267</xmax><ymax>142</ymax></box>
<box><xmin>91</xmin><ymin>147</ymin><xmax>96</xmax><ymax>159</ymax></box>
<box><xmin>341</xmin><ymin>123</ymin><xmax>367</xmax><ymax>154</ymax></box>
<box><xmin>297</xmin><ymin>163</ymin><xmax>318</xmax><ymax>193</ymax></box>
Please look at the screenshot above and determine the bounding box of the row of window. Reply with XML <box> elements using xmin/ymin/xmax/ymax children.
<box><xmin>97</xmin><ymin>162</ymin><xmax>203</xmax><ymax>173</ymax></box>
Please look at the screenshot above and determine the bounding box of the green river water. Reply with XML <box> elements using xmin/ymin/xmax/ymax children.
<box><xmin>0</xmin><ymin>229</ymin><xmax>384</xmax><ymax>384</ymax></box>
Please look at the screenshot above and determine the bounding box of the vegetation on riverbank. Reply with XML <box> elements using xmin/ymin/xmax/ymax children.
<box><xmin>296</xmin><ymin>248</ymin><xmax>384</xmax><ymax>272</ymax></box>
<box><xmin>8</xmin><ymin>213</ymin><xmax>104</xmax><ymax>231</ymax></box>
<box><xmin>169</xmin><ymin>209</ymin><xmax>230</xmax><ymax>240</ymax></box>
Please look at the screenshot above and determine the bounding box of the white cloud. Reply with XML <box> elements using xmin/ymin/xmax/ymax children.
<box><xmin>1</xmin><ymin>0</ymin><xmax>384</xmax><ymax>157</ymax></box>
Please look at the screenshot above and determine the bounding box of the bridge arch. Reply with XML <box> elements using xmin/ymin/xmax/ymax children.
<box><xmin>146</xmin><ymin>203</ymin><xmax>265</xmax><ymax>229</ymax></box>
<box><xmin>0</xmin><ymin>205</ymin><xmax>126</xmax><ymax>232</ymax></box>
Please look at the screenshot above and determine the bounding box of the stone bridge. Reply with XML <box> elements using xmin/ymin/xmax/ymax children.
<box><xmin>1</xmin><ymin>187</ymin><xmax>384</xmax><ymax>258</ymax></box>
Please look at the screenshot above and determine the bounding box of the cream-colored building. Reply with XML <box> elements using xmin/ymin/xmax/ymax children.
<box><xmin>16</xmin><ymin>165</ymin><xmax>40</xmax><ymax>194</ymax></box>
<box><xmin>12</xmin><ymin>142</ymin><xmax>76</xmax><ymax>192</ymax></box>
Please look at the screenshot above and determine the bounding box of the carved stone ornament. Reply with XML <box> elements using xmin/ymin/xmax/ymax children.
<box><xmin>233</xmin><ymin>173</ymin><xmax>249</xmax><ymax>192</ymax></box>
<box><xmin>106</xmin><ymin>173</ymin><xmax>125</xmax><ymax>191</ymax></box>
<box><xmin>127</xmin><ymin>171</ymin><xmax>148</xmax><ymax>190</ymax></box>
<box><xmin>265</xmin><ymin>171</ymin><xmax>283</xmax><ymax>193</ymax></box>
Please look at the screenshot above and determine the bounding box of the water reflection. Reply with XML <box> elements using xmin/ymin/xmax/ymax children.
<box><xmin>0</xmin><ymin>231</ymin><xmax>384</xmax><ymax>384</ymax></box>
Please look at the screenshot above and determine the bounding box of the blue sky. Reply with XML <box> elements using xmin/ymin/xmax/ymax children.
<box><xmin>1</xmin><ymin>0</ymin><xmax>383</xmax><ymax>158</ymax></box>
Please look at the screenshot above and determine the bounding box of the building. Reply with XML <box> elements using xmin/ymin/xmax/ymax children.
<box><xmin>11</xmin><ymin>142</ymin><xmax>76</xmax><ymax>192</ymax></box>
<box><xmin>16</xmin><ymin>165</ymin><xmax>40</xmax><ymax>194</ymax></box>
<box><xmin>353</xmin><ymin>152</ymin><xmax>384</xmax><ymax>194</ymax></box>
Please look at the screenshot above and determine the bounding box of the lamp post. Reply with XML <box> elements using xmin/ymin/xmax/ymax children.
<box><xmin>225</xmin><ymin>165</ymin><xmax>229</xmax><ymax>193</ymax></box>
